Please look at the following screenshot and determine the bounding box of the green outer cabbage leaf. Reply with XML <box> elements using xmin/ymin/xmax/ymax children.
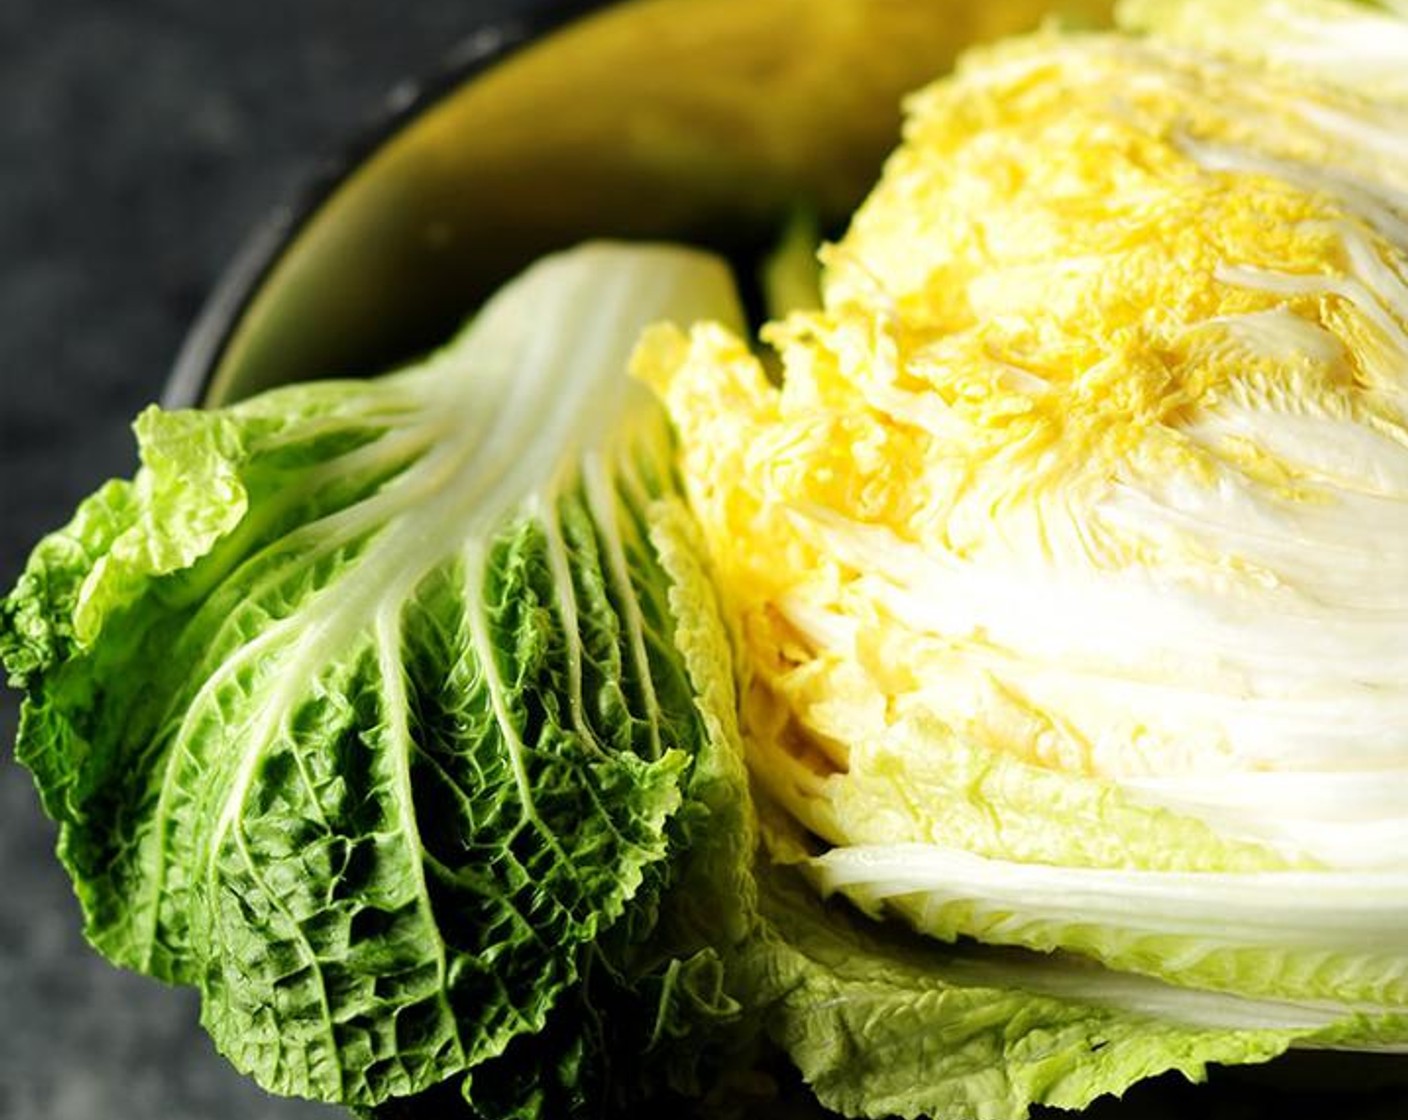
<box><xmin>747</xmin><ymin>710</ymin><xmax>1408</xmax><ymax>1011</ymax></box>
<box><xmin>733</xmin><ymin>807</ymin><xmax>1408</xmax><ymax>1120</ymax></box>
<box><xmin>364</xmin><ymin>497</ymin><xmax>760</xmax><ymax>1120</ymax></box>
<box><xmin>0</xmin><ymin>243</ymin><xmax>747</xmax><ymax>1108</ymax></box>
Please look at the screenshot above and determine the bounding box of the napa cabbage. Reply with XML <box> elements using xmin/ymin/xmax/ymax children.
<box><xmin>640</xmin><ymin>0</ymin><xmax>1408</xmax><ymax>1113</ymax></box>
<box><xmin>11</xmin><ymin>3</ymin><xmax>1408</xmax><ymax>1119</ymax></box>
<box><xmin>0</xmin><ymin>243</ymin><xmax>753</xmax><ymax>1115</ymax></box>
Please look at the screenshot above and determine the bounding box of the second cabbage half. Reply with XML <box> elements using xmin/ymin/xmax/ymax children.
<box><xmin>640</xmin><ymin>1</ymin><xmax>1408</xmax><ymax>1111</ymax></box>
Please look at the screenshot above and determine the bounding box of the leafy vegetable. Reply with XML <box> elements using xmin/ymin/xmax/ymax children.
<box><xmin>638</xmin><ymin>0</ymin><xmax>1408</xmax><ymax>1112</ymax></box>
<box><xmin>740</xmin><ymin>850</ymin><xmax>1338</xmax><ymax>1120</ymax></box>
<box><xmin>12</xmin><ymin>3</ymin><xmax>1408</xmax><ymax>1119</ymax></box>
<box><xmin>1</xmin><ymin>243</ymin><xmax>749</xmax><ymax>1112</ymax></box>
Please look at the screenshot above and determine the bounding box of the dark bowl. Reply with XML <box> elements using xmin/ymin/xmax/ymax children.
<box><xmin>162</xmin><ymin>0</ymin><xmax>1114</xmax><ymax>407</ymax></box>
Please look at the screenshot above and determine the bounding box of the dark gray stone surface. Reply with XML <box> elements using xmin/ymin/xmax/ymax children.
<box><xmin>0</xmin><ymin>3</ymin><xmax>552</xmax><ymax>1117</ymax></box>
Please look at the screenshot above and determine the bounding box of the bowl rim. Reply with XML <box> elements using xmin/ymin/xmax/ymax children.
<box><xmin>162</xmin><ymin>0</ymin><xmax>609</xmax><ymax>410</ymax></box>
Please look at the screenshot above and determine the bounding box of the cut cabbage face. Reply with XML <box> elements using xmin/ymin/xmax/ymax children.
<box><xmin>640</xmin><ymin>0</ymin><xmax>1408</xmax><ymax>1041</ymax></box>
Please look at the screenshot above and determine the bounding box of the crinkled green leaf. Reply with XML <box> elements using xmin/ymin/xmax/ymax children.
<box><xmin>1</xmin><ymin>243</ymin><xmax>747</xmax><ymax>1108</ymax></box>
<box><xmin>735</xmin><ymin>812</ymin><xmax>1408</xmax><ymax>1120</ymax></box>
<box><xmin>360</xmin><ymin>496</ymin><xmax>759</xmax><ymax>1120</ymax></box>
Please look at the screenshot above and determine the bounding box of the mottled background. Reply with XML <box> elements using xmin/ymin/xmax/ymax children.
<box><xmin>0</xmin><ymin>3</ymin><xmax>553</xmax><ymax>1117</ymax></box>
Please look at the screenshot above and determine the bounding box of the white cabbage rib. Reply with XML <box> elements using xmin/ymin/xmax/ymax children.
<box><xmin>813</xmin><ymin>845</ymin><xmax>1408</xmax><ymax>954</ymax></box>
<box><xmin>791</xmin><ymin>512</ymin><xmax>1408</xmax><ymax>773</ymax></box>
<box><xmin>192</xmin><ymin>246</ymin><xmax>742</xmax><ymax>883</ymax></box>
<box><xmin>1120</xmin><ymin>0</ymin><xmax>1408</xmax><ymax>103</ymax></box>
<box><xmin>807</xmin><ymin>841</ymin><xmax>1408</xmax><ymax>1021</ymax></box>
<box><xmin>1124</xmin><ymin>771</ymin><xmax>1408</xmax><ymax>869</ymax></box>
